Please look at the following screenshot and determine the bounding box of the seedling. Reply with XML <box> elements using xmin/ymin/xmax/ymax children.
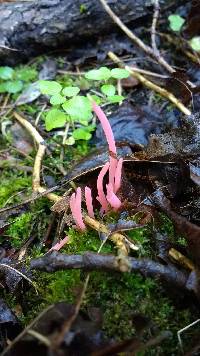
<box><xmin>0</xmin><ymin>66</ymin><xmax>37</xmax><ymax>94</ymax></box>
<box><xmin>39</xmin><ymin>67</ymin><xmax>130</xmax><ymax>143</ymax></box>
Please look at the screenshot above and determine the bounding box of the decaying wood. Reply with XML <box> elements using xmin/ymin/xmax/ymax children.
<box><xmin>0</xmin><ymin>0</ymin><xmax>186</xmax><ymax>63</ymax></box>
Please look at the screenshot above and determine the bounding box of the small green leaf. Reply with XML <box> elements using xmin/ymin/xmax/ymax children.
<box><xmin>168</xmin><ymin>14</ymin><xmax>185</xmax><ymax>32</ymax></box>
<box><xmin>111</xmin><ymin>68</ymin><xmax>130</xmax><ymax>79</ymax></box>
<box><xmin>0</xmin><ymin>83</ymin><xmax>7</xmax><ymax>93</ymax></box>
<box><xmin>90</xmin><ymin>95</ymin><xmax>102</xmax><ymax>105</ymax></box>
<box><xmin>85</xmin><ymin>69</ymin><xmax>99</xmax><ymax>80</ymax></box>
<box><xmin>78</xmin><ymin>77</ymin><xmax>91</xmax><ymax>90</ymax></box>
<box><xmin>45</xmin><ymin>109</ymin><xmax>67</xmax><ymax>131</ymax></box>
<box><xmin>108</xmin><ymin>95</ymin><xmax>124</xmax><ymax>103</ymax></box>
<box><xmin>85</xmin><ymin>67</ymin><xmax>111</xmax><ymax>81</ymax></box>
<box><xmin>0</xmin><ymin>66</ymin><xmax>14</xmax><ymax>80</ymax></box>
<box><xmin>16</xmin><ymin>68</ymin><xmax>37</xmax><ymax>82</ymax></box>
<box><xmin>39</xmin><ymin>80</ymin><xmax>62</xmax><ymax>95</ymax></box>
<box><xmin>101</xmin><ymin>84</ymin><xmax>116</xmax><ymax>96</ymax></box>
<box><xmin>72</xmin><ymin>128</ymin><xmax>92</xmax><ymax>140</ymax></box>
<box><xmin>5</xmin><ymin>80</ymin><xmax>23</xmax><ymax>93</ymax></box>
<box><xmin>189</xmin><ymin>36</ymin><xmax>200</xmax><ymax>52</ymax></box>
<box><xmin>62</xmin><ymin>95</ymin><xmax>92</xmax><ymax>122</ymax></box>
<box><xmin>65</xmin><ymin>136</ymin><xmax>75</xmax><ymax>145</ymax></box>
<box><xmin>62</xmin><ymin>86</ymin><xmax>80</xmax><ymax>97</ymax></box>
<box><xmin>50</xmin><ymin>94</ymin><xmax>66</xmax><ymax>105</ymax></box>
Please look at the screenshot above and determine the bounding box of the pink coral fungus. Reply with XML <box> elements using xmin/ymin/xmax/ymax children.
<box><xmin>114</xmin><ymin>157</ymin><xmax>123</xmax><ymax>193</ymax></box>
<box><xmin>85</xmin><ymin>186</ymin><xmax>94</xmax><ymax>218</ymax></box>
<box><xmin>106</xmin><ymin>183</ymin><xmax>122</xmax><ymax>210</ymax></box>
<box><xmin>96</xmin><ymin>161</ymin><xmax>110</xmax><ymax>212</ymax></box>
<box><xmin>69</xmin><ymin>101</ymin><xmax>123</xmax><ymax>230</ymax></box>
<box><xmin>92</xmin><ymin>101</ymin><xmax>118</xmax><ymax>188</ymax></box>
<box><xmin>70</xmin><ymin>188</ymin><xmax>86</xmax><ymax>231</ymax></box>
<box><xmin>49</xmin><ymin>235</ymin><xmax>69</xmax><ymax>252</ymax></box>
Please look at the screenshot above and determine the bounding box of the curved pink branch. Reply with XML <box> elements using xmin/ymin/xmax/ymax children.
<box><xmin>70</xmin><ymin>192</ymin><xmax>76</xmax><ymax>218</ymax></box>
<box><xmin>70</xmin><ymin>188</ymin><xmax>86</xmax><ymax>231</ymax></box>
<box><xmin>92</xmin><ymin>102</ymin><xmax>116</xmax><ymax>154</ymax></box>
<box><xmin>85</xmin><ymin>186</ymin><xmax>94</xmax><ymax>218</ymax></box>
<box><xmin>106</xmin><ymin>183</ymin><xmax>122</xmax><ymax>210</ymax></box>
<box><xmin>92</xmin><ymin>101</ymin><xmax>118</xmax><ymax>187</ymax></box>
<box><xmin>75</xmin><ymin>187</ymin><xmax>86</xmax><ymax>230</ymax></box>
<box><xmin>49</xmin><ymin>235</ymin><xmax>69</xmax><ymax>252</ymax></box>
<box><xmin>109</xmin><ymin>156</ymin><xmax>118</xmax><ymax>188</ymax></box>
<box><xmin>114</xmin><ymin>158</ymin><xmax>123</xmax><ymax>193</ymax></box>
<box><xmin>96</xmin><ymin>162</ymin><xmax>110</xmax><ymax>212</ymax></box>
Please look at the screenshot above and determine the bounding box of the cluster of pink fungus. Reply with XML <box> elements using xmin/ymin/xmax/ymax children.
<box><xmin>70</xmin><ymin>102</ymin><xmax>123</xmax><ymax>231</ymax></box>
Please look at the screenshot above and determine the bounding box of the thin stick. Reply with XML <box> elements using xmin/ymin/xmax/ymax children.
<box><xmin>151</xmin><ymin>0</ymin><xmax>160</xmax><ymax>55</ymax></box>
<box><xmin>31</xmin><ymin>251</ymin><xmax>189</xmax><ymax>290</ymax></box>
<box><xmin>32</xmin><ymin>144</ymin><xmax>46</xmax><ymax>191</ymax></box>
<box><xmin>13</xmin><ymin>111</ymin><xmax>60</xmax><ymax>202</ymax></box>
<box><xmin>98</xmin><ymin>0</ymin><xmax>174</xmax><ymax>73</ymax></box>
<box><xmin>27</xmin><ymin>330</ymin><xmax>51</xmax><ymax>347</ymax></box>
<box><xmin>108</xmin><ymin>51</ymin><xmax>191</xmax><ymax>116</ymax></box>
<box><xmin>35</xmin><ymin>103</ymin><xmax>46</xmax><ymax>127</ymax></box>
<box><xmin>13</xmin><ymin>111</ymin><xmax>44</xmax><ymax>145</ymax></box>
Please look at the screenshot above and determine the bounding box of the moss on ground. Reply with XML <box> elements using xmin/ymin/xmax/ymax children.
<box><xmin>0</xmin><ymin>72</ymin><xmax>196</xmax><ymax>354</ymax></box>
<box><xmin>0</xmin><ymin>172</ymin><xmax>31</xmax><ymax>207</ymax></box>
<box><xmin>10</xmin><ymin>224</ymin><xmax>194</xmax><ymax>355</ymax></box>
<box><xmin>0</xmin><ymin>170</ymin><xmax>196</xmax><ymax>354</ymax></box>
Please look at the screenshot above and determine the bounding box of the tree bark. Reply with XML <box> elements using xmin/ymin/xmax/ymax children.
<box><xmin>0</xmin><ymin>0</ymin><xmax>169</xmax><ymax>63</ymax></box>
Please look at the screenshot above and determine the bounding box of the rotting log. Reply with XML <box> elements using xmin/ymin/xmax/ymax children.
<box><xmin>0</xmin><ymin>0</ymin><xmax>186</xmax><ymax>63</ymax></box>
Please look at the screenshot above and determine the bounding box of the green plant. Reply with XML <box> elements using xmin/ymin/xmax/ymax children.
<box><xmin>168</xmin><ymin>14</ymin><xmax>200</xmax><ymax>54</ymax></box>
<box><xmin>0</xmin><ymin>66</ymin><xmax>37</xmax><ymax>94</ymax></box>
<box><xmin>80</xmin><ymin>4</ymin><xmax>87</xmax><ymax>14</ymax></box>
<box><xmin>39</xmin><ymin>67</ymin><xmax>130</xmax><ymax>143</ymax></box>
<box><xmin>168</xmin><ymin>14</ymin><xmax>185</xmax><ymax>32</ymax></box>
<box><xmin>189</xmin><ymin>36</ymin><xmax>200</xmax><ymax>52</ymax></box>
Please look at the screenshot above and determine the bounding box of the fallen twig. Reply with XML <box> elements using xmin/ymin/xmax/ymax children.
<box><xmin>31</xmin><ymin>251</ymin><xmax>189</xmax><ymax>290</ymax></box>
<box><xmin>151</xmin><ymin>0</ymin><xmax>160</xmax><ymax>55</ymax></box>
<box><xmin>108</xmin><ymin>51</ymin><xmax>191</xmax><ymax>116</ymax></box>
<box><xmin>13</xmin><ymin>111</ymin><xmax>61</xmax><ymax>203</ymax></box>
<box><xmin>99</xmin><ymin>0</ymin><xmax>174</xmax><ymax>73</ymax></box>
<box><xmin>84</xmin><ymin>215</ymin><xmax>139</xmax><ymax>272</ymax></box>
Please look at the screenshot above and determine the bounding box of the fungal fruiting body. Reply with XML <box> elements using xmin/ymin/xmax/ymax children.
<box><xmin>106</xmin><ymin>183</ymin><xmax>122</xmax><ymax>210</ymax></box>
<box><xmin>85</xmin><ymin>186</ymin><xmax>94</xmax><ymax>218</ymax></box>
<box><xmin>96</xmin><ymin>161</ymin><xmax>110</xmax><ymax>213</ymax></box>
<box><xmin>49</xmin><ymin>235</ymin><xmax>69</xmax><ymax>252</ymax></box>
<box><xmin>70</xmin><ymin>188</ymin><xmax>86</xmax><ymax>231</ymax></box>
<box><xmin>69</xmin><ymin>102</ymin><xmax>123</xmax><ymax>229</ymax></box>
<box><xmin>92</xmin><ymin>101</ymin><xmax>118</xmax><ymax>188</ymax></box>
<box><xmin>114</xmin><ymin>157</ymin><xmax>123</xmax><ymax>193</ymax></box>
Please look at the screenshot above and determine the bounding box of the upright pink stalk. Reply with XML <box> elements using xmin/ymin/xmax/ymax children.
<box><xmin>106</xmin><ymin>183</ymin><xmax>122</xmax><ymax>210</ymax></box>
<box><xmin>109</xmin><ymin>156</ymin><xmax>118</xmax><ymax>188</ymax></box>
<box><xmin>114</xmin><ymin>158</ymin><xmax>123</xmax><ymax>193</ymax></box>
<box><xmin>92</xmin><ymin>101</ymin><xmax>118</xmax><ymax>187</ymax></box>
<box><xmin>92</xmin><ymin>102</ymin><xmax>116</xmax><ymax>154</ymax></box>
<box><xmin>70</xmin><ymin>193</ymin><xmax>76</xmax><ymax>220</ymax></box>
<box><xmin>70</xmin><ymin>188</ymin><xmax>86</xmax><ymax>231</ymax></box>
<box><xmin>96</xmin><ymin>162</ymin><xmax>110</xmax><ymax>212</ymax></box>
<box><xmin>85</xmin><ymin>186</ymin><xmax>94</xmax><ymax>218</ymax></box>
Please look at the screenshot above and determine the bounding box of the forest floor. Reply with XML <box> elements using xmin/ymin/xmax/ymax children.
<box><xmin>0</xmin><ymin>1</ymin><xmax>200</xmax><ymax>355</ymax></box>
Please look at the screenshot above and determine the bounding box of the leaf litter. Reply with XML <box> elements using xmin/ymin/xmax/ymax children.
<box><xmin>1</xmin><ymin>2</ymin><xmax>200</xmax><ymax>354</ymax></box>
